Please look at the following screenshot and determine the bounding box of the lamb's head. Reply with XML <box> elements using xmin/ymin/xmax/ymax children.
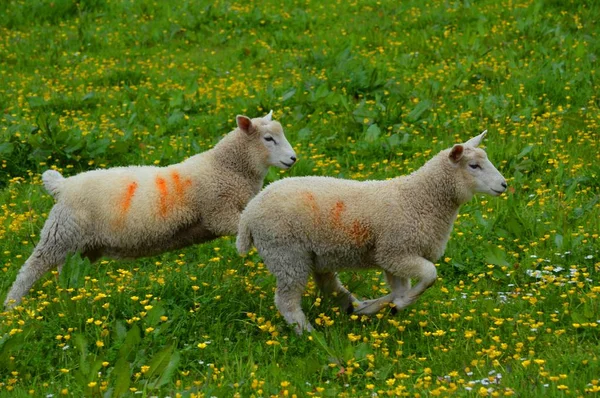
<box><xmin>236</xmin><ymin>111</ymin><xmax>297</xmax><ymax>169</ymax></box>
<box><xmin>448</xmin><ymin>130</ymin><xmax>507</xmax><ymax>201</ymax></box>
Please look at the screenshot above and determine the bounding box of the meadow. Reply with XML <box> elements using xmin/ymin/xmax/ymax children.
<box><xmin>0</xmin><ymin>0</ymin><xmax>599</xmax><ymax>396</ymax></box>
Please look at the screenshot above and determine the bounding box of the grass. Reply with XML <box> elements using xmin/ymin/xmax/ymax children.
<box><xmin>0</xmin><ymin>0</ymin><xmax>599</xmax><ymax>396</ymax></box>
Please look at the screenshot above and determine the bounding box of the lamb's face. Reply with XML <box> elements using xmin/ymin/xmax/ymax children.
<box><xmin>462</xmin><ymin>148</ymin><xmax>507</xmax><ymax>196</ymax></box>
<box><xmin>245</xmin><ymin>113</ymin><xmax>297</xmax><ymax>169</ymax></box>
<box><xmin>449</xmin><ymin>131</ymin><xmax>507</xmax><ymax>198</ymax></box>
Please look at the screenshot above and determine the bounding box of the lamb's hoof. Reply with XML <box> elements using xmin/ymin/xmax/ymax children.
<box><xmin>390</xmin><ymin>306</ymin><xmax>398</xmax><ymax>315</ymax></box>
<box><xmin>4</xmin><ymin>299</ymin><xmax>18</xmax><ymax>311</ymax></box>
<box><xmin>293</xmin><ymin>322</ymin><xmax>314</xmax><ymax>336</ymax></box>
<box><xmin>346</xmin><ymin>303</ymin><xmax>354</xmax><ymax>314</ymax></box>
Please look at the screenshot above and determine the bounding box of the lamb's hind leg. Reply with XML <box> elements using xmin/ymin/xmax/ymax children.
<box><xmin>313</xmin><ymin>272</ymin><xmax>361</xmax><ymax>314</ymax></box>
<box><xmin>353</xmin><ymin>293</ymin><xmax>395</xmax><ymax>315</ymax></box>
<box><xmin>261</xmin><ymin>246</ymin><xmax>313</xmax><ymax>335</ymax></box>
<box><xmin>4</xmin><ymin>206</ymin><xmax>82</xmax><ymax>309</ymax></box>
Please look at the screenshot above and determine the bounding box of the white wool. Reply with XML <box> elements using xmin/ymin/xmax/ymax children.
<box><xmin>4</xmin><ymin>112</ymin><xmax>297</xmax><ymax>308</ymax></box>
<box><xmin>236</xmin><ymin>131</ymin><xmax>507</xmax><ymax>334</ymax></box>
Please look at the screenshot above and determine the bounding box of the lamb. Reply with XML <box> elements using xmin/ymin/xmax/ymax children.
<box><xmin>236</xmin><ymin>131</ymin><xmax>507</xmax><ymax>334</ymax></box>
<box><xmin>4</xmin><ymin>111</ymin><xmax>297</xmax><ymax>308</ymax></box>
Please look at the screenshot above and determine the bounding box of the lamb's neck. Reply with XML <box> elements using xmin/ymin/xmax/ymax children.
<box><xmin>210</xmin><ymin>130</ymin><xmax>268</xmax><ymax>185</ymax></box>
<box><xmin>402</xmin><ymin>154</ymin><xmax>462</xmax><ymax>221</ymax></box>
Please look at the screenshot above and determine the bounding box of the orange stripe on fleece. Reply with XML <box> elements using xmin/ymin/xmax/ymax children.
<box><xmin>330</xmin><ymin>200</ymin><xmax>346</xmax><ymax>228</ymax></box>
<box><xmin>156</xmin><ymin>176</ymin><xmax>169</xmax><ymax>217</ymax></box>
<box><xmin>170</xmin><ymin>170</ymin><xmax>192</xmax><ymax>198</ymax></box>
<box><xmin>121</xmin><ymin>182</ymin><xmax>138</xmax><ymax>213</ymax></box>
<box><xmin>113</xmin><ymin>181</ymin><xmax>138</xmax><ymax>228</ymax></box>
<box><xmin>328</xmin><ymin>200</ymin><xmax>371</xmax><ymax>246</ymax></box>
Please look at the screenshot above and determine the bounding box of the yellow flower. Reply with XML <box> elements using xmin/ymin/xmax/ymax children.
<box><xmin>197</xmin><ymin>342</ymin><xmax>207</xmax><ymax>349</ymax></box>
<box><xmin>96</xmin><ymin>341</ymin><xmax>104</xmax><ymax>348</ymax></box>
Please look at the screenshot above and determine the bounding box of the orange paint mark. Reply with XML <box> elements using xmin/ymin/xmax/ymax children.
<box><xmin>331</xmin><ymin>200</ymin><xmax>346</xmax><ymax>227</ymax></box>
<box><xmin>153</xmin><ymin>170</ymin><xmax>192</xmax><ymax>218</ymax></box>
<box><xmin>121</xmin><ymin>182</ymin><xmax>138</xmax><ymax>213</ymax></box>
<box><xmin>113</xmin><ymin>181</ymin><xmax>138</xmax><ymax>229</ymax></box>
<box><xmin>170</xmin><ymin>170</ymin><xmax>192</xmax><ymax>197</ymax></box>
<box><xmin>327</xmin><ymin>200</ymin><xmax>371</xmax><ymax>246</ymax></box>
<box><xmin>302</xmin><ymin>192</ymin><xmax>321</xmax><ymax>225</ymax></box>
<box><xmin>349</xmin><ymin>220</ymin><xmax>371</xmax><ymax>245</ymax></box>
<box><xmin>156</xmin><ymin>176</ymin><xmax>169</xmax><ymax>217</ymax></box>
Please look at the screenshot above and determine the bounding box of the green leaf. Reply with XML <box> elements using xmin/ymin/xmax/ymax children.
<box><xmin>517</xmin><ymin>145</ymin><xmax>534</xmax><ymax>159</ymax></box>
<box><xmin>86</xmin><ymin>137</ymin><xmax>111</xmax><ymax>157</ymax></box>
<box><xmin>386</xmin><ymin>134</ymin><xmax>400</xmax><ymax>148</ymax></box>
<box><xmin>150</xmin><ymin>350</ymin><xmax>180</xmax><ymax>389</ymax></box>
<box><xmin>114</xmin><ymin>320</ymin><xmax>128</xmax><ymax>342</ymax></box>
<box><xmin>27</xmin><ymin>96</ymin><xmax>47</xmax><ymax>108</ymax></box>
<box><xmin>75</xmin><ymin>334</ymin><xmax>90</xmax><ymax>376</ymax></box>
<box><xmin>554</xmin><ymin>234</ymin><xmax>563</xmax><ymax>249</ymax></box>
<box><xmin>297</xmin><ymin>127</ymin><xmax>311</xmax><ymax>140</ymax></box>
<box><xmin>365</xmin><ymin>124</ymin><xmax>381</xmax><ymax>143</ymax></box>
<box><xmin>144</xmin><ymin>302</ymin><xmax>166</xmax><ymax>328</ymax></box>
<box><xmin>59</xmin><ymin>254</ymin><xmax>91</xmax><ymax>289</ymax></box>
<box><xmin>118</xmin><ymin>324</ymin><xmax>141</xmax><ymax>360</ymax></box>
<box><xmin>484</xmin><ymin>244</ymin><xmax>510</xmax><ymax>267</ymax></box>
<box><xmin>571</xmin><ymin>311</ymin><xmax>587</xmax><ymax>324</ymax></box>
<box><xmin>145</xmin><ymin>344</ymin><xmax>175</xmax><ymax>382</ymax></box>
<box><xmin>111</xmin><ymin>357</ymin><xmax>131</xmax><ymax>397</ymax></box>
<box><xmin>82</xmin><ymin>91</ymin><xmax>95</xmax><ymax>101</ymax></box>
<box><xmin>0</xmin><ymin>142</ymin><xmax>14</xmax><ymax>155</ymax></box>
<box><xmin>281</xmin><ymin>88</ymin><xmax>296</xmax><ymax>101</ymax></box>
<box><xmin>353</xmin><ymin>342</ymin><xmax>371</xmax><ymax>361</ymax></box>
<box><xmin>583</xmin><ymin>301</ymin><xmax>594</xmax><ymax>319</ymax></box>
<box><xmin>406</xmin><ymin>99</ymin><xmax>432</xmax><ymax>122</ymax></box>
<box><xmin>310</xmin><ymin>330</ymin><xmax>341</xmax><ymax>365</ymax></box>
<box><xmin>167</xmin><ymin>109</ymin><xmax>184</xmax><ymax>127</ymax></box>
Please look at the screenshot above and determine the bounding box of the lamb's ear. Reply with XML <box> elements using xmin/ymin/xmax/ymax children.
<box><xmin>464</xmin><ymin>130</ymin><xmax>487</xmax><ymax>147</ymax></box>
<box><xmin>264</xmin><ymin>110</ymin><xmax>273</xmax><ymax>121</ymax></box>
<box><xmin>236</xmin><ymin>115</ymin><xmax>253</xmax><ymax>135</ymax></box>
<box><xmin>449</xmin><ymin>144</ymin><xmax>464</xmax><ymax>163</ymax></box>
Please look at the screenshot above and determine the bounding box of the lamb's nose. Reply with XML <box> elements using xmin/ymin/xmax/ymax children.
<box><xmin>290</xmin><ymin>156</ymin><xmax>297</xmax><ymax>163</ymax></box>
<box><xmin>501</xmin><ymin>182</ymin><xmax>507</xmax><ymax>189</ymax></box>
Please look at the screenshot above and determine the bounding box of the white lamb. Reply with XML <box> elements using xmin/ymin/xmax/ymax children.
<box><xmin>237</xmin><ymin>131</ymin><xmax>507</xmax><ymax>334</ymax></box>
<box><xmin>4</xmin><ymin>111</ymin><xmax>297</xmax><ymax>308</ymax></box>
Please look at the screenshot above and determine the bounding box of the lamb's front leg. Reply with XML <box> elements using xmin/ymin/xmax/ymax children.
<box><xmin>353</xmin><ymin>257</ymin><xmax>436</xmax><ymax>315</ymax></box>
<box><xmin>389</xmin><ymin>256</ymin><xmax>437</xmax><ymax>311</ymax></box>
<box><xmin>352</xmin><ymin>273</ymin><xmax>408</xmax><ymax>315</ymax></box>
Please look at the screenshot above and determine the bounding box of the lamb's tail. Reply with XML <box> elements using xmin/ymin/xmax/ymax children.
<box><xmin>236</xmin><ymin>216</ymin><xmax>254</xmax><ymax>255</ymax></box>
<box><xmin>42</xmin><ymin>169</ymin><xmax>65</xmax><ymax>199</ymax></box>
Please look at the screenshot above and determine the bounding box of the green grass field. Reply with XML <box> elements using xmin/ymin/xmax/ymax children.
<box><xmin>1</xmin><ymin>0</ymin><xmax>599</xmax><ymax>396</ymax></box>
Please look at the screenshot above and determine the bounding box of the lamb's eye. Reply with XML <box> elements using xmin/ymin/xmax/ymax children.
<box><xmin>264</xmin><ymin>136</ymin><xmax>277</xmax><ymax>144</ymax></box>
<box><xmin>469</xmin><ymin>164</ymin><xmax>481</xmax><ymax>170</ymax></box>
